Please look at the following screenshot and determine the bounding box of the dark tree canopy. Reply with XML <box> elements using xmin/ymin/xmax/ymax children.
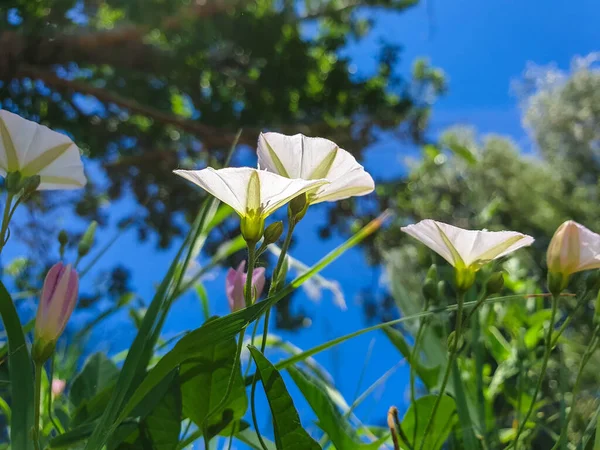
<box><xmin>0</xmin><ymin>0</ymin><xmax>445</xmax><ymax>249</ymax></box>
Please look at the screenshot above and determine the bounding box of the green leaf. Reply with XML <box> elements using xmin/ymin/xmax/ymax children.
<box><xmin>451</xmin><ymin>360</ymin><xmax>479</xmax><ymax>450</ymax></box>
<box><xmin>287</xmin><ymin>367</ymin><xmax>384</xmax><ymax>450</ymax></box>
<box><xmin>84</xmin><ymin>195</ymin><xmax>218</xmax><ymax>450</ymax></box>
<box><xmin>180</xmin><ymin>334</ymin><xmax>247</xmax><ymax>436</ymax></box>
<box><xmin>50</xmin><ymin>371</ymin><xmax>180</xmax><ymax>449</ymax></box>
<box><xmin>70</xmin><ymin>353</ymin><xmax>119</xmax><ymax>407</ymax></box>
<box><xmin>248</xmin><ymin>346</ymin><xmax>321</xmax><ymax>450</ymax></box>
<box><xmin>0</xmin><ymin>281</ymin><xmax>34</xmax><ymax>450</ymax></box>
<box><xmin>141</xmin><ymin>372</ymin><xmax>181</xmax><ymax>450</ymax></box>
<box><xmin>383</xmin><ymin>327</ymin><xmax>440</xmax><ymax>388</ymax></box>
<box><xmin>236</xmin><ymin>428</ymin><xmax>277</xmax><ymax>449</ymax></box>
<box><xmin>399</xmin><ymin>394</ymin><xmax>456</xmax><ymax>450</ymax></box>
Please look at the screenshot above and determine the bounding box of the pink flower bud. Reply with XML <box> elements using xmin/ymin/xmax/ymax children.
<box><xmin>51</xmin><ymin>379</ymin><xmax>66</xmax><ymax>398</ymax></box>
<box><xmin>547</xmin><ymin>220</ymin><xmax>600</xmax><ymax>277</ymax></box>
<box><xmin>225</xmin><ymin>261</ymin><xmax>266</xmax><ymax>312</ymax></box>
<box><xmin>35</xmin><ymin>263</ymin><xmax>79</xmax><ymax>344</ymax></box>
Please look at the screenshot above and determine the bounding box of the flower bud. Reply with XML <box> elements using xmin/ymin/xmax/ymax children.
<box><xmin>547</xmin><ymin>221</ymin><xmax>580</xmax><ymax>277</ymax></box>
<box><xmin>455</xmin><ymin>266</ymin><xmax>476</xmax><ymax>292</ymax></box>
<box><xmin>426</xmin><ymin>264</ymin><xmax>438</xmax><ymax>283</ymax></box>
<box><xmin>33</xmin><ymin>263</ymin><xmax>79</xmax><ymax>362</ymax></box>
<box><xmin>422</xmin><ymin>278</ymin><xmax>437</xmax><ymax>303</ymax></box>
<box><xmin>58</xmin><ymin>230</ymin><xmax>68</xmax><ymax>247</ymax></box>
<box><xmin>263</xmin><ymin>221</ymin><xmax>284</xmax><ymax>245</ymax></box>
<box><xmin>225</xmin><ymin>261</ymin><xmax>266</xmax><ymax>311</ymax></box>
<box><xmin>5</xmin><ymin>171</ymin><xmax>22</xmax><ymax>193</ymax></box>
<box><xmin>485</xmin><ymin>272</ymin><xmax>504</xmax><ymax>295</ymax></box>
<box><xmin>240</xmin><ymin>215</ymin><xmax>265</xmax><ymax>244</ymax></box>
<box><xmin>447</xmin><ymin>330</ymin><xmax>464</xmax><ymax>351</ymax></box>
<box><xmin>78</xmin><ymin>221</ymin><xmax>97</xmax><ymax>258</ymax></box>
<box><xmin>22</xmin><ymin>175</ymin><xmax>41</xmax><ymax>196</ymax></box>
<box><xmin>288</xmin><ymin>193</ymin><xmax>309</xmax><ymax>223</ymax></box>
<box><xmin>52</xmin><ymin>379</ymin><xmax>66</xmax><ymax>398</ymax></box>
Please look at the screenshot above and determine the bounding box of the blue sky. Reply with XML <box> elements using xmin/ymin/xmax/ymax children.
<box><xmin>5</xmin><ymin>0</ymin><xmax>600</xmax><ymax>447</ymax></box>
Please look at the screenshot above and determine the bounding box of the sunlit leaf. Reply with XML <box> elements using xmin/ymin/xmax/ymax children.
<box><xmin>249</xmin><ymin>346</ymin><xmax>321</xmax><ymax>450</ymax></box>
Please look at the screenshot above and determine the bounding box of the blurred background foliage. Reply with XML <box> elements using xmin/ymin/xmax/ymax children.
<box><xmin>0</xmin><ymin>0</ymin><xmax>444</xmax><ymax>327</ymax></box>
<box><xmin>2</xmin><ymin>1</ymin><xmax>600</xmax><ymax>447</ymax></box>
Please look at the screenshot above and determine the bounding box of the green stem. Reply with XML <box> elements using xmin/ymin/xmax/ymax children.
<box><xmin>552</xmin><ymin>325</ymin><xmax>600</xmax><ymax>450</ymax></box>
<box><xmin>250</xmin><ymin>221</ymin><xmax>296</xmax><ymax>450</ymax></box>
<box><xmin>33</xmin><ymin>361</ymin><xmax>42</xmax><ymax>450</ymax></box>
<box><xmin>0</xmin><ymin>193</ymin><xmax>14</xmax><ymax>255</ymax></box>
<box><xmin>47</xmin><ymin>355</ymin><xmax>63</xmax><ymax>434</ymax></box>
<box><xmin>419</xmin><ymin>291</ymin><xmax>465</xmax><ymax>450</ymax></box>
<box><xmin>409</xmin><ymin>300</ymin><xmax>429</xmax><ymax>446</ymax></box>
<box><xmin>513</xmin><ymin>294</ymin><xmax>559</xmax><ymax>449</ymax></box>
<box><xmin>245</xmin><ymin>244</ymin><xmax>257</xmax><ymax>307</ymax></box>
<box><xmin>473</xmin><ymin>303</ymin><xmax>487</xmax><ymax>445</ymax></box>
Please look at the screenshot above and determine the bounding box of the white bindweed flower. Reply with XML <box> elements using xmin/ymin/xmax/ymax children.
<box><xmin>402</xmin><ymin>219</ymin><xmax>534</xmax><ymax>290</ymax></box>
<box><xmin>546</xmin><ymin>220</ymin><xmax>600</xmax><ymax>293</ymax></box>
<box><xmin>0</xmin><ymin>110</ymin><xmax>86</xmax><ymax>190</ymax></box>
<box><xmin>257</xmin><ymin>132</ymin><xmax>374</xmax><ymax>204</ymax></box>
<box><xmin>174</xmin><ymin>167</ymin><xmax>328</xmax><ymax>242</ymax></box>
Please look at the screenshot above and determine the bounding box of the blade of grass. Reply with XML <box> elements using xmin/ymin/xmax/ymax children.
<box><xmin>84</xmin><ymin>132</ymin><xmax>241</xmax><ymax>450</ymax></box>
<box><xmin>0</xmin><ymin>281</ymin><xmax>34</xmax><ymax>450</ymax></box>
<box><xmin>116</xmin><ymin>210</ymin><xmax>391</xmax><ymax>431</ymax></box>
<box><xmin>244</xmin><ymin>294</ymin><xmax>551</xmax><ymax>384</ymax></box>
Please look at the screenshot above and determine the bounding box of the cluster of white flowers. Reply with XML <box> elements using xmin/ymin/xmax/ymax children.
<box><xmin>3</xmin><ymin>109</ymin><xmax>600</xmax><ymax>297</ymax></box>
<box><xmin>174</xmin><ymin>132</ymin><xmax>375</xmax><ymax>243</ymax></box>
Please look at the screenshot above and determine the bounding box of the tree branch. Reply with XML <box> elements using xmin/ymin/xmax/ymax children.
<box><xmin>16</xmin><ymin>65</ymin><xmax>248</xmax><ymax>149</ymax></box>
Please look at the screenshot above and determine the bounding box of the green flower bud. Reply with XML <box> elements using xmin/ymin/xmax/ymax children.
<box><xmin>22</xmin><ymin>175</ymin><xmax>41</xmax><ymax>195</ymax></box>
<box><xmin>263</xmin><ymin>221</ymin><xmax>284</xmax><ymax>245</ymax></box>
<box><xmin>485</xmin><ymin>272</ymin><xmax>505</xmax><ymax>295</ymax></box>
<box><xmin>58</xmin><ymin>230</ymin><xmax>68</xmax><ymax>246</ymax></box>
<box><xmin>240</xmin><ymin>215</ymin><xmax>265</xmax><ymax>244</ymax></box>
<box><xmin>447</xmin><ymin>331</ymin><xmax>464</xmax><ymax>351</ymax></box>
<box><xmin>426</xmin><ymin>264</ymin><xmax>438</xmax><ymax>283</ymax></box>
<box><xmin>422</xmin><ymin>278</ymin><xmax>437</xmax><ymax>303</ymax></box>
<box><xmin>455</xmin><ymin>266</ymin><xmax>476</xmax><ymax>292</ymax></box>
<box><xmin>288</xmin><ymin>193</ymin><xmax>309</xmax><ymax>223</ymax></box>
<box><xmin>78</xmin><ymin>221</ymin><xmax>97</xmax><ymax>258</ymax></box>
<box><xmin>547</xmin><ymin>271</ymin><xmax>569</xmax><ymax>297</ymax></box>
<box><xmin>5</xmin><ymin>171</ymin><xmax>22</xmax><ymax>193</ymax></box>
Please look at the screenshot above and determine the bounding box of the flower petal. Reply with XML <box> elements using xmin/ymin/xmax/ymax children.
<box><xmin>402</xmin><ymin>220</ymin><xmax>534</xmax><ymax>268</ymax></box>
<box><xmin>0</xmin><ymin>110</ymin><xmax>86</xmax><ymax>189</ymax></box>
<box><xmin>256</xmin><ymin>170</ymin><xmax>328</xmax><ymax>217</ymax></box>
<box><xmin>257</xmin><ymin>132</ymin><xmax>374</xmax><ymax>203</ymax></box>
<box><xmin>572</xmin><ymin>222</ymin><xmax>600</xmax><ymax>272</ymax></box>
<box><xmin>174</xmin><ymin>167</ymin><xmax>249</xmax><ymax>216</ymax></box>
<box><xmin>401</xmin><ymin>220</ymin><xmax>460</xmax><ymax>267</ymax></box>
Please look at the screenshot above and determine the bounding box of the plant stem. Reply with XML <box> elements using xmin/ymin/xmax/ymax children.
<box><xmin>32</xmin><ymin>361</ymin><xmax>42</xmax><ymax>450</ymax></box>
<box><xmin>0</xmin><ymin>193</ymin><xmax>14</xmax><ymax>256</ymax></box>
<box><xmin>419</xmin><ymin>291</ymin><xmax>465</xmax><ymax>450</ymax></box>
<box><xmin>513</xmin><ymin>293</ymin><xmax>559</xmax><ymax>449</ymax></box>
<box><xmin>47</xmin><ymin>355</ymin><xmax>63</xmax><ymax>433</ymax></box>
<box><xmin>409</xmin><ymin>300</ymin><xmax>429</xmax><ymax>446</ymax></box>
<box><xmin>552</xmin><ymin>325</ymin><xmax>600</xmax><ymax>450</ymax></box>
<box><xmin>244</xmin><ymin>243</ymin><xmax>257</xmax><ymax>307</ymax></box>
<box><xmin>251</xmin><ymin>221</ymin><xmax>296</xmax><ymax>450</ymax></box>
<box><xmin>472</xmin><ymin>300</ymin><xmax>488</xmax><ymax>446</ymax></box>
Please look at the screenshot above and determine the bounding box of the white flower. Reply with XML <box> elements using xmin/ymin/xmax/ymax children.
<box><xmin>174</xmin><ymin>167</ymin><xmax>328</xmax><ymax>241</ymax></box>
<box><xmin>257</xmin><ymin>132</ymin><xmax>374</xmax><ymax>204</ymax></box>
<box><xmin>0</xmin><ymin>110</ymin><xmax>86</xmax><ymax>189</ymax></box>
<box><xmin>547</xmin><ymin>220</ymin><xmax>600</xmax><ymax>276</ymax></box>
<box><xmin>402</xmin><ymin>219</ymin><xmax>534</xmax><ymax>290</ymax></box>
